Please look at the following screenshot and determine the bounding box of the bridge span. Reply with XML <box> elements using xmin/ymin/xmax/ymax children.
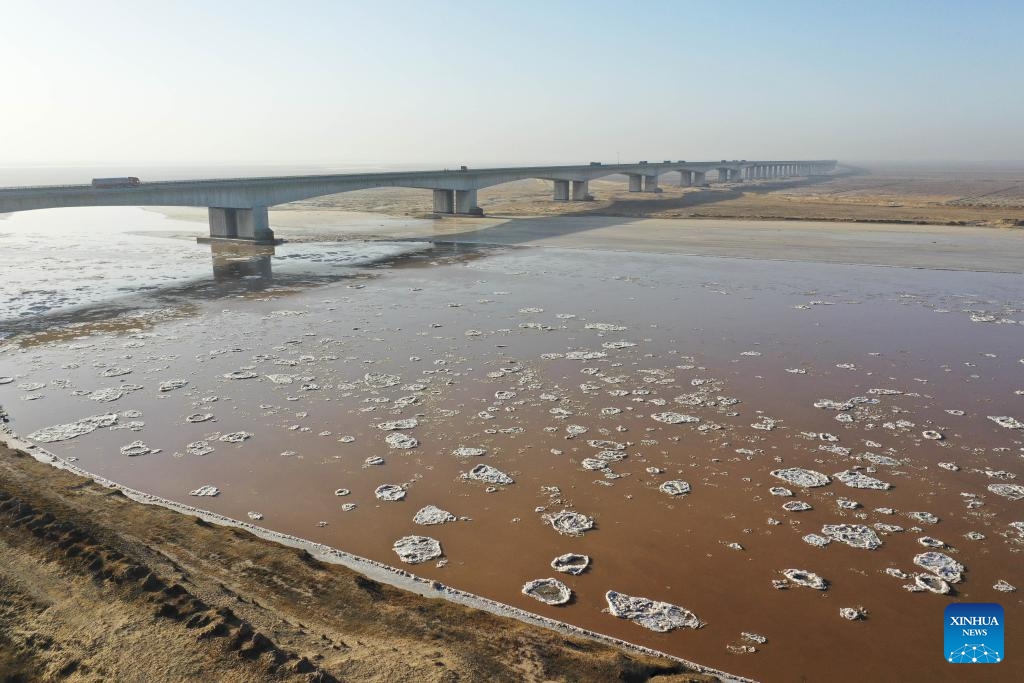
<box><xmin>0</xmin><ymin>159</ymin><xmax>836</xmax><ymax>243</ymax></box>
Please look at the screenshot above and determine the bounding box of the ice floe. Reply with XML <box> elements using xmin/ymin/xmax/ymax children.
<box><xmin>913</xmin><ymin>551</ymin><xmax>964</xmax><ymax>583</ymax></box>
<box><xmin>385</xmin><ymin>432</ymin><xmax>419</xmax><ymax>449</ymax></box>
<box><xmin>392</xmin><ymin>535</ymin><xmax>442</xmax><ymax>564</ymax></box>
<box><xmin>462</xmin><ymin>464</ymin><xmax>513</xmax><ymax>485</ymax></box>
<box><xmin>189</xmin><ymin>485</ymin><xmax>220</xmax><ymax>497</ymax></box>
<box><xmin>822</xmin><ymin>524</ymin><xmax>883</xmax><ymax>550</ymax></box>
<box><xmin>551</xmin><ymin>553</ymin><xmax>590</xmax><ymax>575</ymax></box>
<box><xmin>771</xmin><ymin>468</ymin><xmax>831</xmax><ymax>488</ymax></box>
<box><xmin>604</xmin><ymin>591</ymin><xmax>702</xmax><ymax>632</ymax></box>
<box><xmin>413</xmin><ymin>505</ymin><xmax>456</xmax><ymax>525</ymax></box>
<box><xmin>374</xmin><ymin>484</ymin><xmax>406</xmax><ymax>501</ymax></box>
<box><xmin>988</xmin><ymin>483</ymin><xmax>1024</xmax><ymax>501</ymax></box>
<box><xmin>28</xmin><ymin>413</ymin><xmax>119</xmax><ymax>443</ymax></box>
<box><xmin>782</xmin><ymin>569</ymin><xmax>828</xmax><ymax>590</ymax></box>
<box><xmin>834</xmin><ymin>469</ymin><xmax>892</xmax><ymax>490</ymax></box>
<box><xmin>544</xmin><ymin>510</ymin><xmax>594</xmax><ymax>536</ymax></box>
<box><xmin>658</xmin><ymin>480</ymin><xmax>691</xmax><ymax>496</ymax></box>
<box><xmin>522</xmin><ymin>578</ymin><xmax>572</xmax><ymax>605</ymax></box>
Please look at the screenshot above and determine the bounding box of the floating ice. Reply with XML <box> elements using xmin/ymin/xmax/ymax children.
<box><xmin>907</xmin><ymin>511</ymin><xmax>939</xmax><ymax>524</ymax></box>
<box><xmin>28</xmin><ymin>413</ymin><xmax>119</xmax><ymax>443</ymax></box>
<box><xmin>551</xmin><ymin>553</ymin><xmax>590</xmax><ymax>575</ymax></box>
<box><xmin>803</xmin><ymin>534</ymin><xmax>831</xmax><ymax>547</ymax></box>
<box><xmin>566</xmin><ymin>351</ymin><xmax>607</xmax><ymax>360</ymax></box>
<box><xmin>223</xmin><ymin>370</ymin><xmax>258</xmax><ymax>380</ymax></box>
<box><xmin>988</xmin><ymin>483</ymin><xmax>1024</xmax><ymax>501</ymax></box>
<box><xmin>0</xmin><ymin>377</ymin><xmax>12</xmax><ymax>385</ymax></box>
<box><xmin>462</xmin><ymin>464</ymin><xmax>513</xmax><ymax>485</ymax></box>
<box><xmin>938</xmin><ymin>462</ymin><xmax>960</xmax><ymax>472</ymax></box>
<box><xmin>913</xmin><ymin>574</ymin><xmax>950</xmax><ymax>594</ymax></box>
<box><xmin>782</xmin><ymin>569</ymin><xmax>828</xmax><ymax>590</ymax></box>
<box><xmin>650</xmin><ymin>411</ymin><xmax>700</xmax><ymax>427</ymax></box>
<box><xmin>659</xmin><ymin>480</ymin><xmax>691</xmax><ymax>496</ymax></box>
<box><xmin>582</xmin><ymin>458</ymin><xmax>608</xmax><ymax>471</ymax></box>
<box><xmin>922</xmin><ymin>430</ymin><xmax>943</xmax><ymax>440</ymax></box>
<box><xmin>604</xmin><ymin>591</ymin><xmax>702</xmax><ymax>632</ymax></box>
<box><xmin>364</xmin><ymin>372</ymin><xmax>401</xmax><ymax>388</ymax></box>
<box><xmin>988</xmin><ymin>416</ymin><xmax>1023</xmax><ymax>430</ymax></box>
<box><xmin>385</xmin><ymin>432</ymin><xmax>419</xmax><ymax>449</ymax></box>
<box><xmin>186</xmin><ymin>441</ymin><xmax>213</xmax><ymax>456</ymax></box>
<box><xmin>840</xmin><ymin>607</ymin><xmax>866</xmax><ymax>621</ymax></box>
<box><xmin>918</xmin><ymin>536</ymin><xmax>945</xmax><ymax>548</ymax></box>
<box><xmin>993</xmin><ymin>580</ymin><xmax>1016</xmax><ymax>593</ymax></box>
<box><xmin>588</xmin><ymin>440</ymin><xmax>624</xmax><ymax>450</ymax></box>
<box><xmin>158</xmin><ymin>379</ymin><xmax>188</xmax><ymax>392</ymax></box>
<box><xmin>189</xmin><ymin>485</ymin><xmax>219</xmax><ymax>497</ymax></box>
<box><xmin>413</xmin><ymin>505</ymin><xmax>456</xmax><ymax>525</ymax></box>
<box><xmin>452</xmin><ymin>447</ymin><xmax>486</xmax><ymax>457</ymax></box>
<box><xmin>218</xmin><ymin>431</ymin><xmax>252</xmax><ymax>443</ymax></box>
<box><xmin>913</xmin><ymin>552</ymin><xmax>964</xmax><ymax>583</ymax></box>
<box><xmin>247</xmin><ymin>511</ymin><xmax>263</xmax><ymax>520</ymax></box>
<box><xmin>334</xmin><ymin>488</ymin><xmax>350</xmax><ymax>496</ymax></box>
<box><xmin>834</xmin><ymin>470</ymin><xmax>892</xmax><ymax>490</ymax></box>
<box><xmin>585</xmin><ymin>323</ymin><xmax>627</xmax><ymax>331</ymax></box>
<box><xmin>186</xmin><ymin>413</ymin><xmax>214</xmax><ymax>423</ymax></box>
<box><xmin>364</xmin><ymin>456</ymin><xmax>384</xmax><ymax>466</ymax></box>
<box><xmin>265</xmin><ymin>374</ymin><xmax>294</xmax><ymax>384</ymax></box>
<box><xmin>859</xmin><ymin>453</ymin><xmax>901</xmax><ymax>467</ymax></box>
<box><xmin>374</xmin><ymin>484</ymin><xmax>406</xmax><ymax>501</ymax></box>
<box><xmin>89</xmin><ymin>387</ymin><xmax>126</xmax><ymax>403</ymax></box>
<box><xmin>771</xmin><ymin>468</ymin><xmax>831</xmax><ymax>488</ymax></box>
<box><xmin>341</xmin><ymin>503</ymin><xmax>357</xmax><ymax>512</ymax></box>
<box><xmin>392</xmin><ymin>535</ymin><xmax>442</xmax><ymax>564</ymax></box>
<box><xmin>522</xmin><ymin>578</ymin><xmax>572</xmax><ymax>605</ymax></box>
<box><xmin>544</xmin><ymin>510</ymin><xmax>594</xmax><ymax>536</ymax></box>
<box><xmin>770</xmin><ymin>487</ymin><xmax>794</xmax><ymax>497</ymax></box>
<box><xmin>119</xmin><ymin>440</ymin><xmax>154</xmax><ymax>457</ymax></box>
<box><xmin>377</xmin><ymin>418</ymin><xmax>418</xmax><ymax>431</ymax></box>
<box><xmin>822</xmin><ymin>524</ymin><xmax>882</xmax><ymax>550</ymax></box>
<box><xmin>783</xmin><ymin>501</ymin><xmax>813</xmax><ymax>512</ymax></box>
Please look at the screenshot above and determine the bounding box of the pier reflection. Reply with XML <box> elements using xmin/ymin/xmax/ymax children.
<box><xmin>210</xmin><ymin>242</ymin><xmax>275</xmax><ymax>282</ymax></box>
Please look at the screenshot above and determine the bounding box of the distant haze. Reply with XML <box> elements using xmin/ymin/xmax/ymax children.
<box><xmin>3</xmin><ymin>1</ymin><xmax>1022</xmax><ymax>166</ymax></box>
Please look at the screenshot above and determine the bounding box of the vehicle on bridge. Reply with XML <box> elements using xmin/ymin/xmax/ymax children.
<box><xmin>91</xmin><ymin>177</ymin><xmax>141</xmax><ymax>188</ymax></box>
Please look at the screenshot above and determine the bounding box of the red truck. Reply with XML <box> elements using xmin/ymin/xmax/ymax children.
<box><xmin>91</xmin><ymin>177</ymin><xmax>141</xmax><ymax>188</ymax></box>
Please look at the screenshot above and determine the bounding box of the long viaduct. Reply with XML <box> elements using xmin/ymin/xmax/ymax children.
<box><xmin>0</xmin><ymin>159</ymin><xmax>836</xmax><ymax>243</ymax></box>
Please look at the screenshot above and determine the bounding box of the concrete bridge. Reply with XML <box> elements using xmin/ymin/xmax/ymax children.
<box><xmin>0</xmin><ymin>159</ymin><xmax>836</xmax><ymax>243</ymax></box>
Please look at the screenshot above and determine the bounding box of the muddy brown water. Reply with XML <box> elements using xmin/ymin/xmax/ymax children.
<box><xmin>2</xmin><ymin>243</ymin><xmax>1022</xmax><ymax>682</ymax></box>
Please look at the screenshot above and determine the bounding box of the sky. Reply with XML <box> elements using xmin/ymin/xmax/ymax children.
<box><xmin>1</xmin><ymin>0</ymin><xmax>1022</xmax><ymax>166</ymax></box>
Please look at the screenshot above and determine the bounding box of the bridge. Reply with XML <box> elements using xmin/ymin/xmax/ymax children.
<box><xmin>0</xmin><ymin>159</ymin><xmax>836</xmax><ymax>243</ymax></box>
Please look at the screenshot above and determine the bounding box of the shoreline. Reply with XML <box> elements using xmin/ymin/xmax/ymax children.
<box><xmin>0</xmin><ymin>424</ymin><xmax>753</xmax><ymax>683</ymax></box>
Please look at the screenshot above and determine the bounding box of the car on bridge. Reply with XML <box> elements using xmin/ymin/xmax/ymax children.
<box><xmin>92</xmin><ymin>177</ymin><xmax>141</xmax><ymax>188</ymax></box>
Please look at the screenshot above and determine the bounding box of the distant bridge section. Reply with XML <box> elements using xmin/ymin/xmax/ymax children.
<box><xmin>0</xmin><ymin>160</ymin><xmax>837</xmax><ymax>243</ymax></box>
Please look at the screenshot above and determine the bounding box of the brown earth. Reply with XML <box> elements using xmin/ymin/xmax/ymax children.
<box><xmin>0</xmin><ymin>444</ymin><xmax>716</xmax><ymax>683</ymax></box>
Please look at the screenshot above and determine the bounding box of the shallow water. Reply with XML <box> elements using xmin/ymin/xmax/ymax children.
<box><xmin>1</xmin><ymin>209</ymin><xmax>1023</xmax><ymax>681</ymax></box>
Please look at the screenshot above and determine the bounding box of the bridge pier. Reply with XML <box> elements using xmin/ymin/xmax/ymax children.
<box><xmin>679</xmin><ymin>171</ymin><xmax>692</xmax><ymax>187</ymax></box>
<box><xmin>454</xmin><ymin>188</ymin><xmax>482</xmax><ymax>215</ymax></box>
<box><xmin>643</xmin><ymin>174</ymin><xmax>660</xmax><ymax>192</ymax></box>
<box><xmin>570</xmin><ymin>180</ymin><xmax>590</xmax><ymax>200</ymax></box>
<box><xmin>627</xmin><ymin>174</ymin><xmax>643</xmax><ymax>192</ymax></box>
<box><xmin>433</xmin><ymin>189</ymin><xmax>454</xmax><ymax>213</ymax></box>
<box><xmin>693</xmin><ymin>171</ymin><xmax>707</xmax><ymax>187</ymax></box>
<box><xmin>208</xmin><ymin>206</ymin><xmax>275</xmax><ymax>243</ymax></box>
<box><xmin>552</xmin><ymin>180</ymin><xmax>570</xmax><ymax>201</ymax></box>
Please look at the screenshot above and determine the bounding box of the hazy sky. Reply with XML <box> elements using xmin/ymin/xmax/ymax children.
<box><xmin>3</xmin><ymin>0</ymin><xmax>1022</xmax><ymax>166</ymax></box>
